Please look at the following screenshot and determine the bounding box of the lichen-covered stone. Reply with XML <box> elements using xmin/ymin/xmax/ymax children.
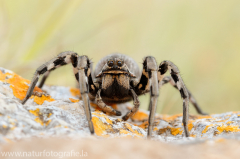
<box><xmin>0</xmin><ymin>67</ymin><xmax>240</xmax><ymax>145</ymax></box>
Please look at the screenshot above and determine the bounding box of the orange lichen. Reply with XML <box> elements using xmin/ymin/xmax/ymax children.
<box><xmin>48</xmin><ymin>113</ymin><xmax>52</xmax><ymax>117</ymax></box>
<box><xmin>136</xmin><ymin>120</ymin><xmax>160</xmax><ymax>130</ymax></box>
<box><xmin>195</xmin><ymin>115</ymin><xmax>212</xmax><ymax>119</ymax></box>
<box><xmin>124</xmin><ymin>123</ymin><xmax>144</xmax><ymax>137</ymax></box>
<box><xmin>93</xmin><ymin>111</ymin><xmax>113</xmax><ymax>125</ymax></box>
<box><xmin>91</xmin><ymin>116</ymin><xmax>112</xmax><ymax>137</ymax></box>
<box><xmin>32</xmin><ymin>95</ymin><xmax>55</xmax><ymax>105</ymax></box>
<box><xmin>159</xmin><ymin>128</ymin><xmax>167</xmax><ymax>134</ymax></box>
<box><xmin>9</xmin><ymin>79</ymin><xmax>31</xmax><ymax>100</ymax></box>
<box><xmin>131</xmin><ymin>111</ymin><xmax>148</xmax><ymax>121</ymax></box>
<box><xmin>70</xmin><ymin>88</ymin><xmax>81</xmax><ymax>98</ymax></box>
<box><xmin>119</xmin><ymin>129</ymin><xmax>130</xmax><ymax>135</ymax></box>
<box><xmin>170</xmin><ymin>127</ymin><xmax>183</xmax><ymax>136</ymax></box>
<box><xmin>92</xmin><ymin>111</ymin><xmax>144</xmax><ymax>137</ymax></box>
<box><xmin>227</xmin><ymin>121</ymin><xmax>233</xmax><ymax>125</ymax></box>
<box><xmin>202</xmin><ymin>124</ymin><xmax>213</xmax><ymax>133</ymax></box>
<box><xmin>217</xmin><ymin>125</ymin><xmax>240</xmax><ymax>134</ymax></box>
<box><xmin>0</xmin><ymin>71</ymin><xmax>12</xmax><ymax>81</ymax></box>
<box><xmin>159</xmin><ymin>126</ymin><xmax>183</xmax><ymax>136</ymax></box>
<box><xmin>34</xmin><ymin>117</ymin><xmax>44</xmax><ymax>126</ymax></box>
<box><xmin>188</xmin><ymin>122</ymin><xmax>194</xmax><ymax>131</ymax></box>
<box><xmin>29</xmin><ymin>108</ymin><xmax>51</xmax><ymax>126</ymax></box>
<box><xmin>69</xmin><ymin>98</ymin><xmax>80</xmax><ymax>103</ymax></box>
<box><xmin>2</xmin><ymin>124</ymin><xmax>7</xmax><ymax>128</ymax></box>
<box><xmin>161</xmin><ymin>114</ymin><xmax>182</xmax><ymax>121</ymax></box>
<box><xmin>4</xmin><ymin>138</ymin><xmax>12</xmax><ymax>143</ymax></box>
<box><xmin>10</xmin><ymin>121</ymin><xmax>16</xmax><ymax>126</ymax></box>
<box><xmin>137</xmin><ymin>121</ymin><xmax>149</xmax><ymax>129</ymax></box>
<box><xmin>45</xmin><ymin>120</ymin><xmax>51</xmax><ymax>126</ymax></box>
<box><xmin>34</xmin><ymin>117</ymin><xmax>51</xmax><ymax>126</ymax></box>
<box><xmin>91</xmin><ymin>111</ymin><xmax>115</xmax><ymax>136</ymax></box>
<box><xmin>7</xmin><ymin>73</ymin><xmax>42</xmax><ymax>100</ymax></box>
<box><xmin>0</xmin><ymin>70</ymin><xmax>54</xmax><ymax>105</ymax></box>
<box><xmin>190</xmin><ymin>134</ymin><xmax>196</xmax><ymax>137</ymax></box>
<box><xmin>29</xmin><ymin>108</ymin><xmax>40</xmax><ymax>116</ymax></box>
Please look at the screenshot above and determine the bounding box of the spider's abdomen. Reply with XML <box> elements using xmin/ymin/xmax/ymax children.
<box><xmin>101</xmin><ymin>74</ymin><xmax>131</xmax><ymax>103</ymax></box>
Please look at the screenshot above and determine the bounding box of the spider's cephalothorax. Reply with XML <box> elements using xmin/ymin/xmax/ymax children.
<box><xmin>93</xmin><ymin>54</ymin><xmax>140</xmax><ymax>104</ymax></box>
<box><xmin>22</xmin><ymin>51</ymin><xmax>207</xmax><ymax>138</ymax></box>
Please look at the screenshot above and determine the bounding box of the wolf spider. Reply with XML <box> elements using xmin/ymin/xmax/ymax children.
<box><xmin>22</xmin><ymin>51</ymin><xmax>206</xmax><ymax>138</ymax></box>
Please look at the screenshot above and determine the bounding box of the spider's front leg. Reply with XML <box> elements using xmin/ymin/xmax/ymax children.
<box><xmin>95</xmin><ymin>89</ymin><xmax>122</xmax><ymax>116</ymax></box>
<box><xmin>21</xmin><ymin>52</ymin><xmax>96</xmax><ymax>134</ymax></box>
<box><xmin>122</xmin><ymin>89</ymin><xmax>140</xmax><ymax>121</ymax></box>
<box><xmin>21</xmin><ymin>51</ymin><xmax>79</xmax><ymax>104</ymax></box>
<box><xmin>143</xmin><ymin>57</ymin><xmax>159</xmax><ymax>138</ymax></box>
<box><xmin>77</xmin><ymin>56</ymin><xmax>95</xmax><ymax>134</ymax></box>
<box><xmin>132</xmin><ymin>56</ymin><xmax>159</xmax><ymax>138</ymax></box>
<box><xmin>158</xmin><ymin>61</ymin><xmax>190</xmax><ymax>137</ymax></box>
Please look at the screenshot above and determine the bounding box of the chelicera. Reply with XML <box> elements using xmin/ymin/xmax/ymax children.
<box><xmin>22</xmin><ymin>51</ymin><xmax>206</xmax><ymax>138</ymax></box>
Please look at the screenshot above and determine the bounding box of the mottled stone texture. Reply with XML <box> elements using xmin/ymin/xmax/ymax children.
<box><xmin>0</xmin><ymin>67</ymin><xmax>240</xmax><ymax>148</ymax></box>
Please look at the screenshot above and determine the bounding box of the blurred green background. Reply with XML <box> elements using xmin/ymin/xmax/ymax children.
<box><xmin>0</xmin><ymin>0</ymin><xmax>240</xmax><ymax>115</ymax></box>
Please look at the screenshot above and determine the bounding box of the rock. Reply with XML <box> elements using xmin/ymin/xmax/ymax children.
<box><xmin>0</xmin><ymin>67</ymin><xmax>148</xmax><ymax>143</ymax></box>
<box><xmin>0</xmin><ymin>67</ymin><xmax>240</xmax><ymax>146</ymax></box>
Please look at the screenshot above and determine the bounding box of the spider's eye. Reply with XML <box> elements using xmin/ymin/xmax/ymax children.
<box><xmin>108</xmin><ymin>60</ymin><xmax>114</xmax><ymax>67</ymax></box>
<box><xmin>117</xmin><ymin>61</ymin><xmax>122</xmax><ymax>67</ymax></box>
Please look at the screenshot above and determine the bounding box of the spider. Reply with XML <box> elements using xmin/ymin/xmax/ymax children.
<box><xmin>21</xmin><ymin>51</ymin><xmax>206</xmax><ymax>138</ymax></box>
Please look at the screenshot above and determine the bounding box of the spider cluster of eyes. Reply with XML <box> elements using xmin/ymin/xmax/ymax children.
<box><xmin>107</xmin><ymin>59</ymin><xmax>123</xmax><ymax>67</ymax></box>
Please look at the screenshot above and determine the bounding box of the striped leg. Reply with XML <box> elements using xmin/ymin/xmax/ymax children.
<box><xmin>144</xmin><ymin>57</ymin><xmax>159</xmax><ymax>138</ymax></box>
<box><xmin>38</xmin><ymin>71</ymin><xmax>50</xmax><ymax>88</ymax></box>
<box><xmin>77</xmin><ymin>56</ymin><xmax>95</xmax><ymax>134</ymax></box>
<box><xmin>21</xmin><ymin>51</ymin><xmax>79</xmax><ymax>104</ymax></box>
<box><xmin>158</xmin><ymin>61</ymin><xmax>190</xmax><ymax>137</ymax></box>
<box><xmin>159</xmin><ymin>76</ymin><xmax>207</xmax><ymax>115</ymax></box>
<box><xmin>132</xmin><ymin>56</ymin><xmax>159</xmax><ymax>138</ymax></box>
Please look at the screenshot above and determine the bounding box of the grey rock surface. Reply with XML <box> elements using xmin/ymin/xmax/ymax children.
<box><xmin>0</xmin><ymin>67</ymin><xmax>240</xmax><ymax>145</ymax></box>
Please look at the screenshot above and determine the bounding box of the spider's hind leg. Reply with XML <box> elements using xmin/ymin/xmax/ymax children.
<box><xmin>159</xmin><ymin>76</ymin><xmax>208</xmax><ymax>115</ymax></box>
<box><xmin>38</xmin><ymin>71</ymin><xmax>50</xmax><ymax>88</ymax></box>
<box><xmin>158</xmin><ymin>61</ymin><xmax>190</xmax><ymax>137</ymax></box>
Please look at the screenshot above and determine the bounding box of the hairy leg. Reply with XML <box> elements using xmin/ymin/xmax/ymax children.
<box><xmin>77</xmin><ymin>55</ymin><xmax>95</xmax><ymax>134</ymax></box>
<box><xmin>22</xmin><ymin>51</ymin><xmax>79</xmax><ymax>104</ymax></box>
<box><xmin>159</xmin><ymin>76</ymin><xmax>207</xmax><ymax>115</ymax></box>
<box><xmin>122</xmin><ymin>89</ymin><xmax>140</xmax><ymax>121</ymax></box>
<box><xmin>95</xmin><ymin>89</ymin><xmax>122</xmax><ymax>116</ymax></box>
<box><xmin>158</xmin><ymin>61</ymin><xmax>190</xmax><ymax>137</ymax></box>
